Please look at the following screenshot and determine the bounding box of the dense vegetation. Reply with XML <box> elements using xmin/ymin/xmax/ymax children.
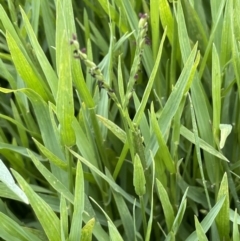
<box><xmin>0</xmin><ymin>0</ymin><xmax>239</xmax><ymax>240</ymax></box>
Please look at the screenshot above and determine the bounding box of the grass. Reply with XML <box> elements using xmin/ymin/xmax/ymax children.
<box><xmin>0</xmin><ymin>0</ymin><xmax>239</xmax><ymax>240</ymax></box>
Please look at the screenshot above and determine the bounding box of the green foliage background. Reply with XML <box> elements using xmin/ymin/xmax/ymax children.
<box><xmin>0</xmin><ymin>0</ymin><xmax>239</xmax><ymax>240</ymax></box>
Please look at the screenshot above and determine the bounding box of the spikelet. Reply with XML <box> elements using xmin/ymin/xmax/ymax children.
<box><xmin>70</xmin><ymin>34</ymin><xmax>120</xmax><ymax>107</ymax></box>
<box><xmin>123</xmin><ymin>13</ymin><xmax>149</xmax><ymax>109</ymax></box>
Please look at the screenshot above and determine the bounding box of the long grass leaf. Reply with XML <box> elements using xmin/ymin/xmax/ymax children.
<box><xmin>12</xmin><ymin>170</ymin><xmax>61</xmax><ymax>241</ymax></box>
<box><xmin>156</xmin><ymin>179</ymin><xmax>174</xmax><ymax>232</ymax></box>
<box><xmin>0</xmin><ymin>212</ymin><xmax>42</xmax><ymax>241</ymax></box>
<box><xmin>216</xmin><ymin>173</ymin><xmax>230</xmax><ymax>241</ymax></box>
<box><xmin>69</xmin><ymin>161</ymin><xmax>84</xmax><ymax>241</ymax></box>
<box><xmin>20</xmin><ymin>7</ymin><xmax>58</xmax><ymax>99</ymax></box>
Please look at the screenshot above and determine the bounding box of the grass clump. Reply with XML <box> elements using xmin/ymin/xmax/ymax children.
<box><xmin>0</xmin><ymin>0</ymin><xmax>239</xmax><ymax>240</ymax></box>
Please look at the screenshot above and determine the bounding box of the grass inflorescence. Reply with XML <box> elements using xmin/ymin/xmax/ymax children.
<box><xmin>0</xmin><ymin>1</ymin><xmax>239</xmax><ymax>241</ymax></box>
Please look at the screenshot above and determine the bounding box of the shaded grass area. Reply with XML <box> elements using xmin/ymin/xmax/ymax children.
<box><xmin>0</xmin><ymin>0</ymin><xmax>239</xmax><ymax>240</ymax></box>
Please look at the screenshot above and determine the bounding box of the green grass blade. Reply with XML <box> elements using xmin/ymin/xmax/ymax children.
<box><xmin>0</xmin><ymin>5</ymin><xmax>22</xmax><ymax>46</ymax></box>
<box><xmin>194</xmin><ymin>216</ymin><xmax>208</xmax><ymax>241</ymax></box>
<box><xmin>159</xmin><ymin>0</ymin><xmax>174</xmax><ymax>45</ymax></box>
<box><xmin>56</xmin><ymin>29</ymin><xmax>75</xmax><ymax>146</ymax></box>
<box><xmin>12</xmin><ymin>170</ymin><xmax>61</xmax><ymax>241</ymax></box>
<box><xmin>90</xmin><ymin>197</ymin><xmax>123</xmax><ymax>241</ymax></box>
<box><xmin>220</xmin><ymin>0</ymin><xmax>233</xmax><ymax>66</ymax></box>
<box><xmin>180</xmin><ymin>125</ymin><xmax>229</xmax><ymax>162</ymax></box>
<box><xmin>69</xmin><ymin>149</ymin><xmax>140</xmax><ymax>208</ymax></box>
<box><xmin>156</xmin><ymin>178</ymin><xmax>174</xmax><ymax>232</ymax></box>
<box><xmin>181</xmin><ymin>0</ymin><xmax>208</xmax><ymax>54</ymax></box>
<box><xmin>106</xmin><ymin>169</ymin><xmax>135</xmax><ymax>241</ymax></box>
<box><xmin>20</xmin><ymin>7</ymin><xmax>58</xmax><ymax>99</ymax></box>
<box><xmin>0</xmin><ymin>212</ymin><xmax>42</xmax><ymax>241</ymax></box>
<box><xmin>32</xmin><ymin>138</ymin><xmax>68</xmax><ymax>170</ymax></box>
<box><xmin>69</xmin><ymin>161</ymin><xmax>84</xmax><ymax>241</ymax></box>
<box><xmin>212</xmin><ymin>44</ymin><xmax>221</xmax><ymax>145</ymax></box>
<box><xmin>27</xmin><ymin>149</ymin><xmax>74</xmax><ymax>204</ymax></box>
<box><xmin>0</xmin><ymin>159</ymin><xmax>28</xmax><ymax>204</ymax></box>
<box><xmin>233</xmin><ymin>209</ymin><xmax>240</xmax><ymax>241</ymax></box>
<box><xmin>133</xmin><ymin>27</ymin><xmax>167</xmax><ymax>125</ymax></box>
<box><xmin>80</xmin><ymin>218</ymin><xmax>95</xmax><ymax>241</ymax></box>
<box><xmin>145</xmin><ymin>157</ymin><xmax>155</xmax><ymax>241</ymax></box>
<box><xmin>150</xmin><ymin>105</ymin><xmax>175</xmax><ymax>173</ymax></box>
<box><xmin>40</xmin><ymin>0</ymin><xmax>56</xmax><ymax>66</ymax></box>
<box><xmin>6</xmin><ymin>32</ymin><xmax>51</xmax><ymax>102</ymax></box>
<box><xmin>146</xmin><ymin>43</ymin><xmax>199</xmax><ymax>165</ymax></box>
<box><xmin>185</xmin><ymin>196</ymin><xmax>226</xmax><ymax>241</ymax></box>
<box><xmin>176</xmin><ymin>0</ymin><xmax>217</xmax><ymax>183</ymax></box>
<box><xmin>108</xmin><ymin>221</ymin><xmax>124</xmax><ymax>241</ymax></box>
<box><xmin>216</xmin><ymin>173</ymin><xmax>230</xmax><ymax>241</ymax></box>
<box><xmin>60</xmin><ymin>196</ymin><xmax>68</xmax><ymax>241</ymax></box>
<box><xmin>150</xmin><ymin>0</ymin><xmax>160</xmax><ymax>61</ymax></box>
<box><xmin>171</xmin><ymin>188</ymin><xmax>188</xmax><ymax>235</ymax></box>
